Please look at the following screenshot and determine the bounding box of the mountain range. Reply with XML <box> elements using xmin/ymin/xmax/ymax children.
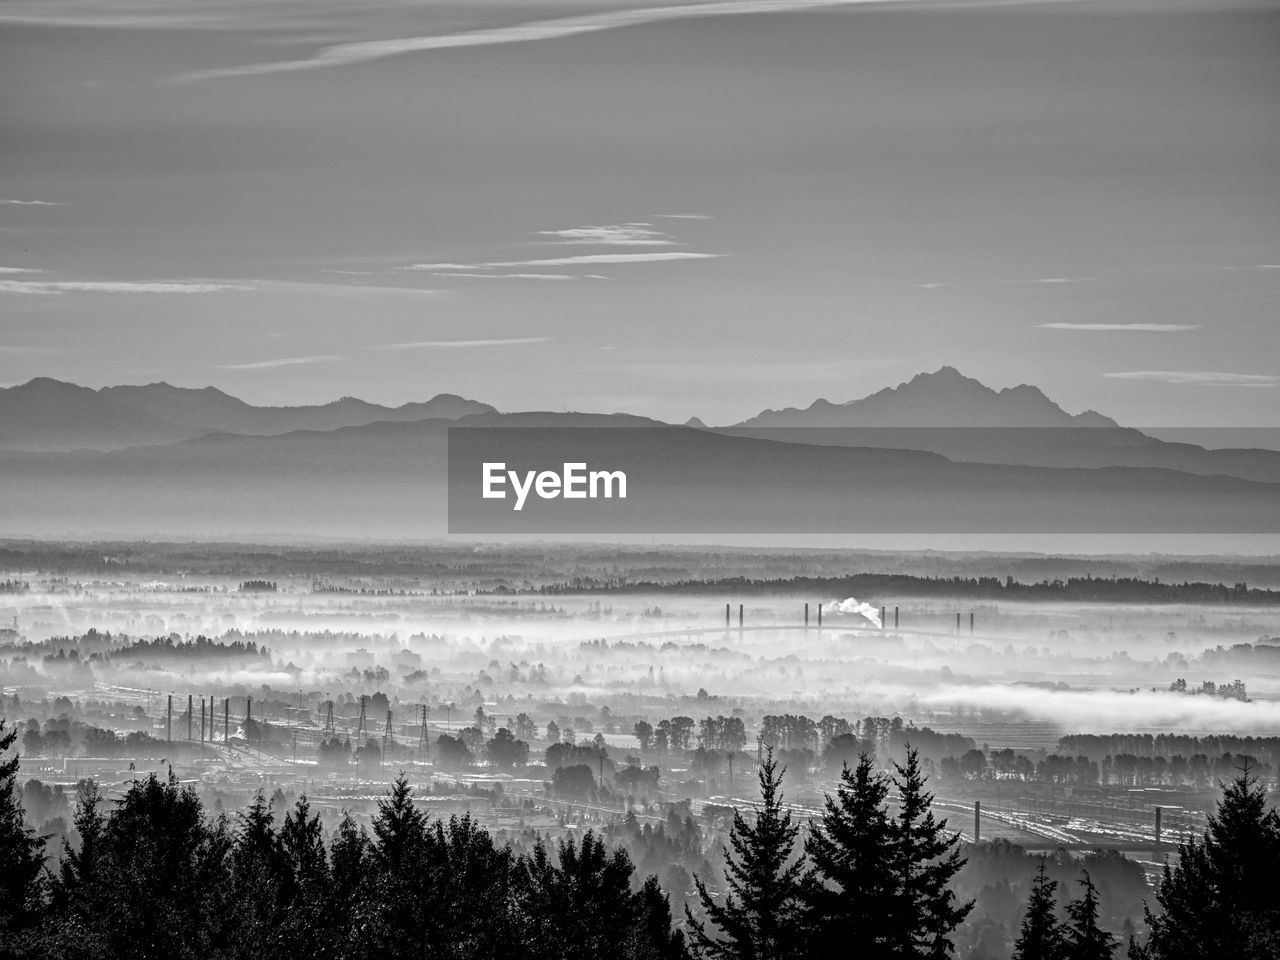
<box><xmin>1</xmin><ymin>368</ymin><xmax>1276</xmax><ymax>537</ymax></box>
<box><xmin>0</xmin><ymin>377</ymin><xmax>494</xmax><ymax>451</ymax></box>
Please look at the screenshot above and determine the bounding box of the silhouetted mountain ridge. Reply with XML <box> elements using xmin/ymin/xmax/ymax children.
<box><xmin>0</xmin><ymin>378</ymin><xmax>495</xmax><ymax>451</ymax></box>
<box><xmin>732</xmin><ymin>366</ymin><xmax>1119</xmax><ymax>428</ymax></box>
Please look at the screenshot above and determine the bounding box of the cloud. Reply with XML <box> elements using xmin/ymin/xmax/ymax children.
<box><xmin>0</xmin><ymin>198</ymin><xmax>62</xmax><ymax>206</ymax></box>
<box><xmin>538</xmin><ymin>223</ymin><xmax>674</xmax><ymax>246</ymax></box>
<box><xmin>1035</xmin><ymin>276</ymin><xmax>1094</xmax><ymax>284</ymax></box>
<box><xmin>428</xmin><ymin>272</ymin><xmax>574</xmax><ymax>280</ymax></box>
<box><xmin>918</xmin><ymin>684</ymin><xmax>1280</xmax><ymax>733</ymax></box>
<box><xmin>0</xmin><ymin>345</ymin><xmax>58</xmax><ymax>356</ymax></box>
<box><xmin>178</xmin><ymin>0</ymin><xmax>892</xmax><ymax>81</ymax></box>
<box><xmin>1039</xmin><ymin>323</ymin><xmax>1200</xmax><ymax>332</ymax></box>
<box><xmin>0</xmin><ymin>279</ymin><xmax>249</xmax><ymax>295</ymax></box>
<box><xmin>218</xmin><ymin>354</ymin><xmax>341</xmax><ymax>370</ymax></box>
<box><xmin>0</xmin><ymin>267</ymin><xmax>42</xmax><ymax>274</ymax></box>
<box><xmin>370</xmin><ymin>337</ymin><xmax>553</xmax><ymax>351</ymax></box>
<box><xmin>406</xmin><ymin>251</ymin><xmax>719</xmax><ymax>270</ymax></box>
<box><xmin>657</xmin><ymin>213</ymin><xmax>714</xmax><ymax>220</ymax></box>
<box><xmin>1104</xmin><ymin>370</ymin><xmax>1280</xmax><ymax>387</ymax></box>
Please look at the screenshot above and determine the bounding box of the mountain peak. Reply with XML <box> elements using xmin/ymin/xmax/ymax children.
<box><xmin>733</xmin><ymin>367</ymin><xmax>1120</xmax><ymax>429</ymax></box>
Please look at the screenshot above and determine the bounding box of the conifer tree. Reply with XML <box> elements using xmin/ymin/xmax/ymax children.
<box><xmin>522</xmin><ymin>831</ymin><xmax>649</xmax><ymax>959</ymax></box>
<box><xmin>279</xmin><ymin>794</ymin><xmax>327</xmax><ymax>888</ymax></box>
<box><xmin>58</xmin><ymin>780</ymin><xmax>105</xmax><ymax>898</ymax></box>
<box><xmin>370</xmin><ymin>773</ymin><xmax>427</xmax><ymax>877</ymax></box>
<box><xmin>687</xmin><ymin>747</ymin><xmax>807</xmax><ymax>960</ymax></box>
<box><xmin>888</xmin><ymin>748</ymin><xmax>972</xmax><ymax>958</ymax></box>
<box><xmin>804</xmin><ymin>753</ymin><xmax>895</xmax><ymax>957</ymax></box>
<box><xmin>1135</xmin><ymin>767</ymin><xmax>1280</xmax><ymax>959</ymax></box>
<box><xmin>1064</xmin><ymin>872</ymin><xmax>1117</xmax><ymax>960</ymax></box>
<box><xmin>0</xmin><ymin>717</ymin><xmax>47</xmax><ymax>946</ymax></box>
<box><xmin>639</xmin><ymin>874</ymin><xmax>692</xmax><ymax>960</ymax></box>
<box><xmin>350</xmin><ymin>774</ymin><xmax>433</xmax><ymax>959</ymax></box>
<box><xmin>1012</xmin><ymin>859</ymin><xmax>1064</xmax><ymax>960</ymax></box>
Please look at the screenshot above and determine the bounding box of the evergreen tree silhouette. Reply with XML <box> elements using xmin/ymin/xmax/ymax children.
<box><xmin>687</xmin><ymin>747</ymin><xmax>806</xmax><ymax>959</ymax></box>
<box><xmin>639</xmin><ymin>874</ymin><xmax>692</xmax><ymax>960</ymax></box>
<box><xmin>1134</xmin><ymin>765</ymin><xmax>1280</xmax><ymax>959</ymax></box>
<box><xmin>803</xmin><ymin>753</ymin><xmax>895</xmax><ymax>956</ymax></box>
<box><xmin>1012</xmin><ymin>859</ymin><xmax>1065</xmax><ymax>960</ymax></box>
<box><xmin>0</xmin><ymin>717</ymin><xmax>47</xmax><ymax>950</ymax></box>
<box><xmin>1063</xmin><ymin>872</ymin><xmax>1116</xmax><ymax>960</ymax></box>
<box><xmin>887</xmin><ymin>747</ymin><xmax>973</xmax><ymax>958</ymax></box>
<box><xmin>57</xmin><ymin>780</ymin><xmax>105</xmax><ymax>899</ymax></box>
<box><xmin>370</xmin><ymin>773</ymin><xmax>427</xmax><ymax>876</ymax></box>
<box><xmin>522</xmin><ymin>830</ymin><xmax>650</xmax><ymax>959</ymax></box>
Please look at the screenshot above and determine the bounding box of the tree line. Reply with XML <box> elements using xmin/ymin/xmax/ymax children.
<box><xmin>3</xmin><ymin>717</ymin><xmax>1279</xmax><ymax>959</ymax></box>
<box><xmin>937</xmin><ymin>748</ymin><xmax>1276</xmax><ymax>790</ymax></box>
<box><xmin>535</xmin><ymin>574</ymin><xmax>1279</xmax><ymax>604</ymax></box>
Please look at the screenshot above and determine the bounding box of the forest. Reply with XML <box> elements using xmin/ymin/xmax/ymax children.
<box><xmin>4</xmin><ymin>717</ymin><xmax>1279</xmax><ymax>960</ymax></box>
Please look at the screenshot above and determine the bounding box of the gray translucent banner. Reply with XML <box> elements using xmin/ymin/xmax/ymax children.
<box><xmin>447</xmin><ymin>426</ymin><xmax>1280</xmax><ymax>534</ymax></box>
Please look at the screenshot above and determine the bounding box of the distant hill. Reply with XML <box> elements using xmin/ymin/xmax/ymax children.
<box><xmin>0</xmin><ymin>378</ymin><xmax>495</xmax><ymax>451</ymax></box>
<box><xmin>0</xmin><ymin>378</ymin><xmax>196</xmax><ymax>452</ymax></box>
<box><xmin>732</xmin><ymin>366</ymin><xmax>1118</xmax><ymax>428</ymax></box>
<box><xmin>722</xmin><ymin>367</ymin><xmax>1280</xmax><ymax>482</ymax></box>
<box><xmin>1</xmin><ymin>412</ymin><xmax>1276</xmax><ymax>539</ymax></box>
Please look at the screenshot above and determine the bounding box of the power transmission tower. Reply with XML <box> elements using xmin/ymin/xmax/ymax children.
<box><xmin>383</xmin><ymin>709</ymin><xmax>393</xmax><ymax>761</ymax></box>
<box><xmin>324</xmin><ymin>700</ymin><xmax>334</xmax><ymax>735</ymax></box>
<box><xmin>356</xmin><ymin>695</ymin><xmax>367</xmax><ymax>743</ymax></box>
<box><xmin>417</xmin><ymin>704</ymin><xmax>429</xmax><ymax>760</ymax></box>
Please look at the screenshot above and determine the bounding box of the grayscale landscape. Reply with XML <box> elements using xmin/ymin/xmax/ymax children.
<box><xmin>2</xmin><ymin>1</ymin><xmax>1278</xmax><ymax>958</ymax></box>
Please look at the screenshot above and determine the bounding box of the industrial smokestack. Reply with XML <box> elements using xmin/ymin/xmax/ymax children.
<box><xmin>894</xmin><ymin>606</ymin><xmax>899</xmax><ymax>629</ymax></box>
<box><xmin>970</xmin><ymin>612</ymin><xmax>975</xmax><ymax>635</ymax></box>
<box><xmin>975</xmin><ymin>800</ymin><xmax>981</xmax><ymax>842</ymax></box>
<box><xmin>804</xmin><ymin>602</ymin><xmax>809</xmax><ymax>627</ymax></box>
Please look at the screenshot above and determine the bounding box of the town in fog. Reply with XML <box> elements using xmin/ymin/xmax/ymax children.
<box><xmin>5</xmin><ymin>540</ymin><xmax>1279</xmax><ymax>957</ymax></box>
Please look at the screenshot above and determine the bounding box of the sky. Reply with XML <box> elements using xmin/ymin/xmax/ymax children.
<box><xmin>2</xmin><ymin>0</ymin><xmax>1278</xmax><ymax>426</ymax></box>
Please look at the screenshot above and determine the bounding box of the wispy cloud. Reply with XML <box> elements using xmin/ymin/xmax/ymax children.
<box><xmin>1039</xmin><ymin>323</ymin><xmax>1199</xmax><ymax>332</ymax></box>
<box><xmin>657</xmin><ymin>213</ymin><xmax>714</xmax><ymax>220</ymax></box>
<box><xmin>369</xmin><ymin>337</ymin><xmax>553</xmax><ymax>351</ymax></box>
<box><xmin>538</xmin><ymin>223</ymin><xmax>673</xmax><ymax>246</ymax></box>
<box><xmin>428</xmin><ymin>272</ymin><xmax>574</xmax><ymax>281</ymax></box>
<box><xmin>218</xmin><ymin>354</ymin><xmax>341</xmax><ymax>370</ymax></box>
<box><xmin>0</xmin><ymin>345</ymin><xmax>58</xmax><ymax>356</ymax></box>
<box><xmin>406</xmin><ymin>251</ymin><xmax>719</xmax><ymax>271</ymax></box>
<box><xmin>0</xmin><ymin>279</ymin><xmax>249</xmax><ymax>295</ymax></box>
<box><xmin>0</xmin><ymin>198</ymin><xmax>63</xmax><ymax>206</ymax></box>
<box><xmin>1105</xmin><ymin>370</ymin><xmax>1279</xmax><ymax>387</ymax></box>
<box><xmin>0</xmin><ymin>267</ymin><xmax>42</xmax><ymax>274</ymax></box>
<box><xmin>178</xmin><ymin>0</ymin><xmax>890</xmax><ymax>81</ymax></box>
